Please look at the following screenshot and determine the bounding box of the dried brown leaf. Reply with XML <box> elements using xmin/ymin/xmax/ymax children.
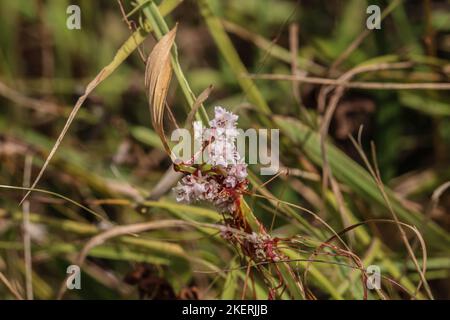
<box><xmin>145</xmin><ymin>25</ymin><xmax>177</xmax><ymax>157</ymax></box>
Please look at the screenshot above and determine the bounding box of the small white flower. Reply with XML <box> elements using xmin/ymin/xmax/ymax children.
<box><xmin>248</xmin><ymin>232</ymin><xmax>259</xmax><ymax>243</ymax></box>
<box><xmin>209</xmin><ymin>106</ymin><xmax>238</xmax><ymax>130</ymax></box>
<box><xmin>193</xmin><ymin>121</ymin><xmax>204</xmax><ymax>142</ymax></box>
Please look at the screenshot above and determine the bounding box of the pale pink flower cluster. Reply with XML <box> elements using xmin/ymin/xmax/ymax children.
<box><xmin>219</xmin><ymin>226</ymin><xmax>282</xmax><ymax>263</ymax></box>
<box><xmin>174</xmin><ymin>172</ymin><xmax>220</xmax><ymax>203</ymax></box>
<box><xmin>247</xmin><ymin>232</ymin><xmax>281</xmax><ymax>262</ymax></box>
<box><xmin>174</xmin><ymin>107</ymin><xmax>248</xmax><ymax>213</ymax></box>
<box><xmin>193</xmin><ymin>106</ymin><xmax>243</xmax><ymax>167</ymax></box>
<box><xmin>219</xmin><ymin>224</ymin><xmax>235</xmax><ymax>241</ymax></box>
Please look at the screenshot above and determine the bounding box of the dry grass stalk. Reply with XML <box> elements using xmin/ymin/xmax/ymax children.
<box><xmin>22</xmin><ymin>155</ymin><xmax>34</xmax><ymax>300</ymax></box>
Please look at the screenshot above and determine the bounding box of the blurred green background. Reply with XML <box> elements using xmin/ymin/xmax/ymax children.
<box><xmin>0</xmin><ymin>0</ymin><xmax>449</xmax><ymax>299</ymax></box>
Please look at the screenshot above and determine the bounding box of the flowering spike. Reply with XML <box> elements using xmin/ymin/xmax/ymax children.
<box><xmin>173</xmin><ymin>106</ymin><xmax>248</xmax><ymax>213</ymax></box>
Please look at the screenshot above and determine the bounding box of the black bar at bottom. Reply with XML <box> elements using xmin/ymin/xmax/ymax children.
<box><xmin>0</xmin><ymin>300</ymin><xmax>444</xmax><ymax>319</ymax></box>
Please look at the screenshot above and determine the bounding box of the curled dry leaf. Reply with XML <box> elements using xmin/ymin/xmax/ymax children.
<box><xmin>145</xmin><ymin>25</ymin><xmax>177</xmax><ymax>158</ymax></box>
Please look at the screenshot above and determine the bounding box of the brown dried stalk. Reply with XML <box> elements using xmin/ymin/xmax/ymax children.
<box><xmin>246</xmin><ymin>73</ymin><xmax>450</xmax><ymax>90</ymax></box>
